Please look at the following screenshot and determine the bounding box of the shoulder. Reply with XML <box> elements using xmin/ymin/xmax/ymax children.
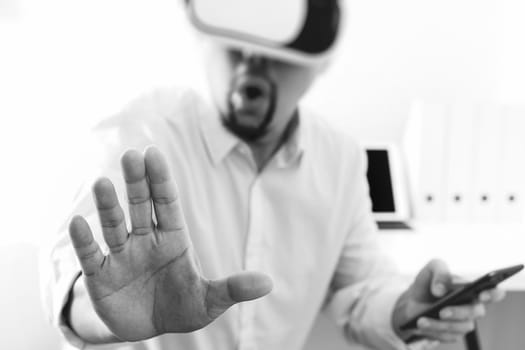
<box><xmin>80</xmin><ymin>87</ymin><xmax>208</xmax><ymax>174</ymax></box>
<box><xmin>302</xmin><ymin>108</ymin><xmax>364</xmax><ymax>172</ymax></box>
<box><xmin>94</xmin><ymin>87</ymin><xmax>202</xmax><ymax>135</ymax></box>
<box><xmin>88</xmin><ymin>87</ymin><xmax>207</xmax><ymax>149</ymax></box>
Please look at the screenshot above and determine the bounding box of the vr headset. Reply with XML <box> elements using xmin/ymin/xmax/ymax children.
<box><xmin>186</xmin><ymin>0</ymin><xmax>343</xmax><ymax>66</ymax></box>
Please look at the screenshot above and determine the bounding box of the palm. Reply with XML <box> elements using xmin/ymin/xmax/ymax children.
<box><xmin>69</xmin><ymin>147</ymin><xmax>272</xmax><ymax>341</ymax></box>
<box><xmin>87</xmin><ymin>230</ymin><xmax>207</xmax><ymax>341</ymax></box>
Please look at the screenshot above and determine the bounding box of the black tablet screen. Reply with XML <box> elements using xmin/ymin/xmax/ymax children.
<box><xmin>366</xmin><ymin>150</ymin><xmax>396</xmax><ymax>212</ymax></box>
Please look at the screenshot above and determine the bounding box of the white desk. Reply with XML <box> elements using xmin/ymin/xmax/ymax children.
<box><xmin>378</xmin><ymin>222</ymin><xmax>525</xmax><ymax>290</ymax></box>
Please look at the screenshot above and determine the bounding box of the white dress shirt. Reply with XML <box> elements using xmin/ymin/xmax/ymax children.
<box><xmin>40</xmin><ymin>87</ymin><xmax>413</xmax><ymax>350</ymax></box>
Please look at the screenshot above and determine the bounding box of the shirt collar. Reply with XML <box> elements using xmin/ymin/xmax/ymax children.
<box><xmin>198</xmin><ymin>103</ymin><xmax>308</xmax><ymax>166</ymax></box>
<box><xmin>198</xmin><ymin>104</ymin><xmax>240</xmax><ymax>165</ymax></box>
<box><xmin>275</xmin><ymin>111</ymin><xmax>306</xmax><ymax>166</ymax></box>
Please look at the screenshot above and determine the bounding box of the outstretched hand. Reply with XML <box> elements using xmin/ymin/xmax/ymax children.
<box><xmin>69</xmin><ymin>147</ymin><xmax>272</xmax><ymax>341</ymax></box>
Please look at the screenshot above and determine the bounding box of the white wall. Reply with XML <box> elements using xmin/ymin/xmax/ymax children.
<box><xmin>303</xmin><ymin>0</ymin><xmax>525</xmax><ymax>144</ymax></box>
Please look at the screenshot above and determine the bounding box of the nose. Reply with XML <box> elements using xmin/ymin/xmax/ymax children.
<box><xmin>239</xmin><ymin>51</ymin><xmax>268</xmax><ymax>71</ymax></box>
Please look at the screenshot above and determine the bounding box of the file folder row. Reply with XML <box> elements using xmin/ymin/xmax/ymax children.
<box><xmin>404</xmin><ymin>102</ymin><xmax>525</xmax><ymax>223</ymax></box>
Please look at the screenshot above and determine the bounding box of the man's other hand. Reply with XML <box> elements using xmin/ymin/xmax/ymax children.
<box><xmin>69</xmin><ymin>147</ymin><xmax>273</xmax><ymax>342</ymax></box>
<box><xmin>392</xmin><ymin>259</ymin><xmax>505</xmax><ymax>344</ymax></box>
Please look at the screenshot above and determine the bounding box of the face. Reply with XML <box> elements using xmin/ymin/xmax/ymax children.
<box><xmin>201</xmin><ymin>40</ymin><xmax>321</xmax><ymax>143</ymax></box>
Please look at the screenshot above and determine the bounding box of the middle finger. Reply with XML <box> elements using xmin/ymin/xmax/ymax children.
<box><xmin>439</xmin><ymin>303</ymin><xmax>486</xmax><ymax>321</ymax></box>
<box><xmin>121</xmin><ymin>149</ymin><xmax>153</xmax><ymax>235</ymax></box>
<box><xmin>418</xmin><ymin>317</ymin><xmax>475</xmax><ymax>335</ymax></box>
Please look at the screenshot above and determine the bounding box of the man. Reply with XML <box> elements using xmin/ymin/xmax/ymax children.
<box><xmin>42</xmin><ymin>1</ymin><xmax>503</xmax><ymax>349</ymax></box>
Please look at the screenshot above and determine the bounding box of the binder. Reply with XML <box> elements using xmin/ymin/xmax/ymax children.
<box><xmin>499</xmin><ymin>106</ymin><xmax>525</xmax><ymax>223</ymax></box>
<box><xmin>471</xmin><ymin>104</ymin><xmax>504</xmax><ymax>221</ymax></box>
<box><xmin>443</xmin><ymin>104</ymin><xmax>476</xmax><ymax>221</ymax></box>
<box><xmin>408</xmin><ymin>101</ymin><xmax>448</xmax><ymax>222</ymax></box>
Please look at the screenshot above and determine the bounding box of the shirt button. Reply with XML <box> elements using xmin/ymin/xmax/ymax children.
<box><xmin>239</xmin><ymin>145</ymin><xmax>249</xmax><ymax>154</ymax></box>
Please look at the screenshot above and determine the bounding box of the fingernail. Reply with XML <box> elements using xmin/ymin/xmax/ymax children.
<box><xmin>434</xmin><ymin>283</ymin><xmax>446</xmax><ymax>296</ymax></box>
<box><xmin>418</xmin><ymin>318</ymin><xmax>430</xmax><ymax>328</ymax></box>
<box><xmin>479</xmin><ymin>292</ymin><xmax>490</xmax><ymax>302</ymax></box>
<box><xmin>440</xmin><ymin>309</ymin><xmax>453</xmax><ymax>319</ymax></box>
<box><xmin>430</xmin><ymin>340</ymin><xmax>441</xmax><ymax>347</ymax></box>
<box><xmin>479</xmin><ymin>306</ymin><xmax>486</xmax><ymax>317</ymax></box>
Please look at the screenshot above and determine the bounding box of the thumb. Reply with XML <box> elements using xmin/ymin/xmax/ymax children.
<box><xmin>411</xmin><ymin>259</ymin><xmax>451</xmax><ymax>301</ymax></box>
<box><xmin>205</xmin><ymin>271</ymin><xmax>273</xmax><ymax>319</ymax></box>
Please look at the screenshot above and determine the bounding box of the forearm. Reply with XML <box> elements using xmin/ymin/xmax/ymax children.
<box><xmin>65</xmin><ymin>275</ymin><xmax>122</xmax><ymax>345</ymax></box>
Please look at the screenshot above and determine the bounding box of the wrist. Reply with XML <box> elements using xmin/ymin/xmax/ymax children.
<box><xmin>391</xmin><ymin>289</ymin><xmax>417</xmax><ymax>342</ymax></box>
<box><xmin>66</xmin><ymin>274</ymin><xmax>122</xmax><ymax>344</ymax></box>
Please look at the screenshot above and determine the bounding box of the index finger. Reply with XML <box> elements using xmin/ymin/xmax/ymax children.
<box><xmin>416</xmin><ymin>259</ymin><xmax>453</xmax><ymax>297</ymax></box>
<box><xmin>144</xmin><ymin>146</ymin><xmax>187</xmax><ymax>233</ymax></box>
<box><xmin>479</xmin><ymin>288</ymin><xmax>506</xmax><ymax>303</ymax></box>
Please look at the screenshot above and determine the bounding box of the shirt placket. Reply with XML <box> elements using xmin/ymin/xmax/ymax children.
<box><xmin>238</xmin><ymin>176</ymin><xmax>265</xmax><ymax>350</ymax></box>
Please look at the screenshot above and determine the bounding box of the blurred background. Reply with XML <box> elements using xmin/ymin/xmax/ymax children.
<box><xmin>1</xmin><ymin>0</ymin><xmax>525</xmax><ymax>349</ymax></box>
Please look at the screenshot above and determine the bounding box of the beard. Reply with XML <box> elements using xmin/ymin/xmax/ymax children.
<box><xmin>221</xmin><ymin>73</ymin><xmax>277</xmax><ymax>143</ymax></box>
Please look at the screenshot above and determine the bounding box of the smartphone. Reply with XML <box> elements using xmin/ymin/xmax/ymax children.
<box><xmin>400</xmin><ymin>264</ymin><xmax>524</xmax><ymax>331</ymax></box>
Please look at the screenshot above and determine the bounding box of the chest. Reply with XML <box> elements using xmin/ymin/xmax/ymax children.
<box><xmin>169</xmin><ymin>153</ymin><xmax>348</xmax><ymax>281</ymax></box>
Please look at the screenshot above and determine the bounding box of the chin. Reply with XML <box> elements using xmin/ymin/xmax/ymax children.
<box><xmin>221</xmin><ymin>113</ymin><xmax>271</xmax><ymax>142</ymax></box>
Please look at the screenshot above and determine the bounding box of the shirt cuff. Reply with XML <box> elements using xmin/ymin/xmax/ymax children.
<box><xmin>347</xmin><ymin>282</ymin><xmax>409</xmax><ymax>350</ymax></box>
<box><xmin>52</xmin><ymin>269</ymin><xmax>87</xmax><ymax>349</ymax></box>
<box><xmin>365</xmin><ymin>288</ymin><xmax>441</xmax><ymax>350</ymax></box>
<box><xmin>335</xmin><ymin>281</ymin><xmax>441</xmax><ymax>350</ymax></box>
<box><xmin>326</xmin><ymin>277</ymin><xmax>409</xmax><ymax>350</ymax></box>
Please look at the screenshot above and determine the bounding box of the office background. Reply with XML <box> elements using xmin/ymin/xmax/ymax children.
<box><xmin>1</xmin><ymin>0</ymin><xmax>524</xmax><ymax>349</ymax></box>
